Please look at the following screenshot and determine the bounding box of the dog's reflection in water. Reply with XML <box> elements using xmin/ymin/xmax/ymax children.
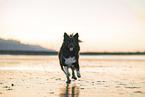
<box><xmin>59</xmin><ymin>84</ymin><xmax>80</xmax><ymax>97</ymax></box>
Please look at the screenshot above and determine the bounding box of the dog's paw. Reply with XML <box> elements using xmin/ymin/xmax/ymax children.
<box><xmin>66</xmin><ymin>80</ymin><xmax>71</xmax><ymax>84</ymax></box>
<box><xmin>72</xmin><ymin>76</ymin><xmax>77</xmax><ymax>80</ymax></box>
<box><xmin>77</xmin><ymin>75</ymin><xmax>81</xmax><ymax>78</ymax></box>
<box><xmin>77</xmin><ymin>71</ymin><xmax>81</xmax><ymax>78</ymax></box>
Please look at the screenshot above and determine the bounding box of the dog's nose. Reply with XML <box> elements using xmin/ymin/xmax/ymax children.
<box><xmin>69</xmin><ymin>44</ymin><xmax>73</xmax><ymax>47</ymax></box>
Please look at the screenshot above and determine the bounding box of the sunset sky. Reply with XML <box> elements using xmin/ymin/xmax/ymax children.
<box><xmin>0</xmin><ymin>0</ymin><xmax>145</xmax><ymax>52</ymax></box>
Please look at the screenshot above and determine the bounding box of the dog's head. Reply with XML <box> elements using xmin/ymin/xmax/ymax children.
<box><xmin>63</xmin><ymin>33</ymin><xmax>80</xmax><ymax>52</ymax></box>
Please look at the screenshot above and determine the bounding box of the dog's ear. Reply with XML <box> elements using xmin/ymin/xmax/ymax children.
<box><xmin>64</xmin><ymin>32</ymin><xmax>69</xmax><ymax>41</ymax></box>
<box><xmin>74</xmin><ymin>33</ymin><xmax>82</xmax><ymax>42</ymax></box>
<box><xmin>73</xmin><ymin>33</ymin><xmax>79</xmax><ymax>41</ymax></box>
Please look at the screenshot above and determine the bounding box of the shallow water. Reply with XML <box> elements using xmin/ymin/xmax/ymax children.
<box><xmin>0</xmin><ymin>55</ymin><xmax>145</xmax><ymax>97</ymax></box>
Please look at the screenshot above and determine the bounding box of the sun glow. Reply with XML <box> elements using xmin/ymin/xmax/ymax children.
<box><xmin>0</xmin><ymin>0</ymin><xmax>145</xmax><ymax>52</ymax></box>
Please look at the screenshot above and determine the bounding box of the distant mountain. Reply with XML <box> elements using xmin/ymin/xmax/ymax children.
<box><xmin>0</xmin><ymin>38</ymin><xmax>56</xmax><ymax>52</ymax></box>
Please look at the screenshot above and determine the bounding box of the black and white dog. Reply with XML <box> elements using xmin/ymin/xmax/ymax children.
<box><xmin>58</xmin><ymin>33</ymin><xmax>81</xmax><ymax>84</ymax></box>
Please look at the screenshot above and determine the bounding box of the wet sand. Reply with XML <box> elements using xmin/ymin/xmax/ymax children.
<box><xmin>0</xmin><ymin>55</ymin><xmax>145</xmax><ymax>97</ymax></box>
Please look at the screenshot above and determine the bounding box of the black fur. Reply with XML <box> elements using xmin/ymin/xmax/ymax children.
<box><xmin>58</xmin><ymin>33</ymin><xmax>81</xmax><ymax>84</ymax></box>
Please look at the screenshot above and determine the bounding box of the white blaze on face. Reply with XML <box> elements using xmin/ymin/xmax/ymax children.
<box><xmin>65</xmin><ymin>56</ymin><xmax>76</xmax><ymax>67</ymax></box>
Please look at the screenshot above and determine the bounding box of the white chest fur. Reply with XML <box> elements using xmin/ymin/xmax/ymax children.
<box><xmin>64</xmin><ymin>56</ymin><xmax>76</xmax><ymax>67</ymax></box>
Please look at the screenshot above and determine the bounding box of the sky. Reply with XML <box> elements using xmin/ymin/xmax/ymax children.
<box><xmin>0</xmin><ymin>0</ymin><xmax>145</xmax><ymax>52</ymax></box>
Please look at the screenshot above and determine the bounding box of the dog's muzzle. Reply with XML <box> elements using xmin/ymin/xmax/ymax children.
<box><xmin>68</xmin><ymin>43</ymin><xmax>74</xmax><ymax>52</ymax></box>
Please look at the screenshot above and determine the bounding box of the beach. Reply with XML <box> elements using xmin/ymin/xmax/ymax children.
<box><xmin>0</xmin><ymin>55</ymin><xmax>145</xmax><ymax>97</ymax></box>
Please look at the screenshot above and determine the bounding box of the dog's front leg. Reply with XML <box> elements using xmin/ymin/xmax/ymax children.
<box><xmin>75</xmin><ymin>62</ymin><xmax>81</xmax><ymax>78</ymax></box>
<box><xmin>63</xmin><ymin>66</ymin><xmax>70</xmax><ymax>76</ymax></box>
<box><xmin>71</xmin><ymin>67</ymin><xmax>77</xmax><ymax>80</ymax></box>
<box><xmin>63</xmin><ymin>66</ymin><xmax>71</xmax><ymax>84</ymax></box>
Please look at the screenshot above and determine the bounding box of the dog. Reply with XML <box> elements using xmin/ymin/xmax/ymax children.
<box><xmin>58</xmin><ymin>32</ymin><xmax>81</xmax><ymax>84</ymax></box>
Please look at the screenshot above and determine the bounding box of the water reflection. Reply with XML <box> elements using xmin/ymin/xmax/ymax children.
<box><xmin>59</xmin><ymin>84</ymin><xmax>80</xmax><ymax>97</ymax></box>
